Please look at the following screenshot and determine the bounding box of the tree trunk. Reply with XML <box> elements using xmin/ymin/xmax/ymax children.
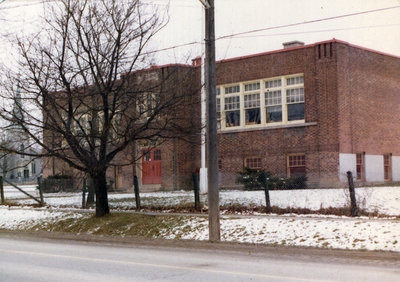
<box><xmin>92</xmin><ymin>170</ymin><xmax>110</xmax><ymax>217</ymax></box>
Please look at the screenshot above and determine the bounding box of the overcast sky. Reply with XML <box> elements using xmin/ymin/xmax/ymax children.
<box><xmin>1</xmin><ymin>0</ymin><xmax>400</xmax><ymax>66</ymax></box>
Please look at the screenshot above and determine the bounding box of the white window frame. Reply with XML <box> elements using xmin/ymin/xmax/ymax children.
<box><xmin>136</xmin><ymin>92</ymin><xmax>159</xmax><ymax>121</ymax></box>
<box><xmin>217</xmin><ymin>74</ymin><xmax>305</xmax><ymax>131</ymax></box>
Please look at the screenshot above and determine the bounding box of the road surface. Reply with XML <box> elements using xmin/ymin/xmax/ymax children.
<box><xmin>0</xmin><ymin>235</ymin><xmax>399</xmax><ymax>281</ymax></box>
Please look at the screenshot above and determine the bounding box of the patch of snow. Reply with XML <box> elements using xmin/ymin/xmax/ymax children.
<box><xmin>4</xmin><ymin>186</ymin><xmax>400</xmax><ymax>216</ymax></box>
<box><xmin>1</xmin><ymin>185</ymin><xmax>400</xmax><ymax>252</ymax></box>
<box><xmin>0</xmin><ymin>206</ymin><xmax>83</xmax><ymax>230</ymax></box>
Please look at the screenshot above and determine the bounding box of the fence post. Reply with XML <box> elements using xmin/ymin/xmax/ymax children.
<box><xmin>37</xmin><ymin>176</ymin><xmax>44</xmax><ymax>206</ymax></box>
<box><xmin>82</xmin><ymin>178</ymin><xmax>86</xmax><ymax>209</ymax></box>
<box><xmin>346</xmin><ymin>171</ymin><xmax>358</xmax><ymax>216</ymax></box>
<box><xmin>193</xmin><ymin>172</ymin><xmax>200</xmax><ymax>211</ymax></box>
<box><xmin>133</xmin><ymin>175</ymin><xmax>141</xmax><ymax>210</ymax></box>
<box><xmin>261</xmin><ymin>171</ymin><xmax>271</xmax><ymax>213</ymax></box>
<box><xmin>0</xmin><ymin>176</ymin><xmax>4</xmax><ymax>204</ymax></box>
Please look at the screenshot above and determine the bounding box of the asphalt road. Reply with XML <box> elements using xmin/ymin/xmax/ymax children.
<box><xmin>0</xmin><ymin>235</ymin><xmax>399</xmax><ymax>282</ymax></box>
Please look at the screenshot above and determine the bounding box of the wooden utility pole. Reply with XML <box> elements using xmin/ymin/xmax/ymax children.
<box><xmin>200</xmin><ymin>0</ymin><xmax>220</xmax><ymax>242</ymax></box>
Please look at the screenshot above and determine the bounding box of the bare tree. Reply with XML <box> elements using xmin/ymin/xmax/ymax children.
<box><xmin>0</xmin><ymin>0</ymin><xmax>199</xmax><ymax>216</ymax></box>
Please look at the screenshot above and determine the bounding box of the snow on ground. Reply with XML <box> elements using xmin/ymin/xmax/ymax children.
<box><xmin>1</xmin><ymin>206</ymin><xmax>399</xmax><ymax>252</ymax></box>
<box><xmin>164</xmin><ymin>216</ymin><xmax>400</xmax><ymax>252</ymax></box>
<box><xmin>2</xmin><ymin>185</ymin><xmax>400</xmax><ymax>252</ymax></box>
<box><xmin>0</xmin><ymin>206</ymin><xmax>83</xmax><ymax>230</ymax></box>
<box><xmin>4</xmin><ymin>185</ymin><xmax>400</xmax><ymax>216</ymax></box>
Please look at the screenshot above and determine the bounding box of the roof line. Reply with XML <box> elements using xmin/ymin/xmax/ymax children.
<box><xmin>216</xmin><ymin>38</ymin><xmax>400</xmax><ymax>64</ymax></box>
<box><xmin>121</xmin><ymin>63</ymin><xmax>195</xmax><ymax>77</ymax></box>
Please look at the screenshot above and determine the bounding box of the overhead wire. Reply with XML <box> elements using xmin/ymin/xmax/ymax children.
<box><xmin>1</xmin><ymin>2</ymin><xmax>399</xmax><ymax>57</ymax></box>
<box><xmin>138</xmin><ymin>5</ymin><xmax>400</xmax><ymax>57</ymax></box>
<box><xmin>231</xmin><ymin>23</ymin><xmax>400</xmax><ymax>39</ymax></box>
<box><xmin>216</xmin><ymin>5</ymin><xmax>400</xmax><ymax>41</ymax></box>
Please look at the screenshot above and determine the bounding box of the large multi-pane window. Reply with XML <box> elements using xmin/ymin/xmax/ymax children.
<box><xmin>217</xmin><ymin>74</ymin><xmax>305</xmax><ymax>130</ymax></box>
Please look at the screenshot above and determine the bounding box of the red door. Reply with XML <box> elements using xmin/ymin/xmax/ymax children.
<box><xmin>142</xmin><ymin>148</ymin><xmax>162</xmax><ymax>184</ymax></box>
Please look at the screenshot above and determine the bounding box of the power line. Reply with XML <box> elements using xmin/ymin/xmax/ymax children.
<box><xmin>216</xmin><ymin>5</ymin><xmax>400</xmax><ymax>41</ymax></box>
<box><xmin>2</xmin><ymin>2</ymin><xmax>399</xmax><ymax>58</ymax></box>
<box><xmin>140</xmin><ymin>6</ymin><xmax>400</xmax><ymax>56</ymax></box>
<box><xmin>232</xmin><ymin>24</ymin><xmax>400</xmax><ymax>39</ymax></box>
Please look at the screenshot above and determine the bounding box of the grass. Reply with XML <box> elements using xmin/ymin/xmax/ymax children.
<box><xmin>3</xmin><ymin>200</ymin><xmax>398</xmax><ymax>218</ymax></box>
<box><xmin>26</xmin><ymin>213</ymin><xmax>193</xmax><ymax>238</ymax></box>
<box><xmin>219</xmin><ymin>203</ymin><xmax>395</xmax><ymax>218</ymax></box>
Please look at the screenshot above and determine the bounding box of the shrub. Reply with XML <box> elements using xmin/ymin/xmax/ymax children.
<box><xmin>236</xmin><ymin>168</ymin><xmax>270</xmax><ymax>190</ymax></box>
<box><xmin>40</xmin><ymin>174</ymin><xmax>74</xmax><ymax>192</ymax></box>
<box><xmin>236</xmin><ymin>169</ymin><xmax>307</xmax><ymax>190</ymax></box>
<box><xmin>285</xmin><ymin>175</ymin><xmax>307</xmax><ymax>189</ymax></box>
<box><xmin>47</xmin><ymin>174</ymin><xmax>72</xmax><ymax>179</ymax></box>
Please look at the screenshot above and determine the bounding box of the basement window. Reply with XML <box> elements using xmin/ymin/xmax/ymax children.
<box><xmin>245</xmin><ymin>157</ymin><xmax>262</xmax><ymax>169</ymax></box>
<box><xmin>287</xmin><ymin>154</ymin><xmax>306</xmax><ymax>177</ymax></box>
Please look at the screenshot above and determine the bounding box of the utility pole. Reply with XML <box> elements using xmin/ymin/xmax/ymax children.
<box><xmin>199</xmin><ymin>0</ymin><xmax>220</xmax><ymax>242</ymax></box>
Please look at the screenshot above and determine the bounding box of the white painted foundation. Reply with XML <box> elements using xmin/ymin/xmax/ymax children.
<box><xmin>365</xmin><ymin>155</ymin><xmax>384</xmax><ymax>182</ymax></box>
<box><xmin>339</xmin><ymin>153</ymin><xmax>356</xmax><ymax>182</ymax></box>
<box><xmin>392</xmin><ymin>156</ymin><xmax>400</xmax><ymax>181</ymax></box>
<box><xmin>339</xmin><ymin>153</ymin><xmax>397</xmax><ymax>183</ymax></box>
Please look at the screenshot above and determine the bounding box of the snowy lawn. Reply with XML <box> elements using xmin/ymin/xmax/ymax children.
<box><xmin>2</xmin><ymin>185</ymin><xmax>400</xmax><ymax>252</ymax></box>
<box><xmin>4</xmin><ymin>185</ymin><xmax>400</xmax><ymax>216</ymax></box>
<box><xmin>0</xmin><ymin>206</ymin><xmax>399</xmax><ymax>252</ymax></box>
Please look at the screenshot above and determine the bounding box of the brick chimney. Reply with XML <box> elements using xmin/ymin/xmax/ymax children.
<box><xmin>282</xmin><ymin>41</ymin><xmax>305</xmax><ymax>49</ymax></box>
<box><xmin>192</xmin><ymin>56</ymin><xmax>202</xmax><ymax>67</ymax></box>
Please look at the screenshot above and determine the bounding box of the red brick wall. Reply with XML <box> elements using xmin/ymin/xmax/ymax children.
<box><xmin>137</xmin><ymin>65</ymin><xmax>202</xmax><ymax>191</ymax></box>
<box><xmin>43</xmin><ymin>41</ymin><xmax>400</xmax><ymax>190</ymax></box>
<box><xmin>215</xmin><ymin>42</ymin><xmax>341</xmax><ymax>188</ymax></box>
<box><xmin>214</xmin><ymin>41</ymin><xmax>400</xmax><ymax>188</ymax></box>
<box><xmin>337</xmin><ymin>43</ymin><xmax>400</xmax><ymax>155</ymax></box>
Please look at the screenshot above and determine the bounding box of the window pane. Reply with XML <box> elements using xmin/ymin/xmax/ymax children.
<box><xmin>224</xmin><ymin>96</ymin><xmax>240</xmax><ymax>110</ymax></box>
<box><xmin>266</xmin><ymin>105</ymin><xmax>282</xmax><ymax>122</ymax></box>
<box><xmin>143</xmin><ymin>151</ymin><xmax>151</xmax><ymax>161</ymax></box>
<box><xmin>244</xmin><ymin>93</ymin><xmax>260</xmax><ymax>108</ymax></box>
<box><xmin>286</xmin><ymin>88</ymin><xmax>304</xmax><ymax>103</ymax></box>
<box><xmin>226</xmin><ymin>110</ymin><xmax>240</xmax><ymax>127</ymax></box>
<box><xmin>245</xmin><ymin>157</ymin><xmax>262</xmax><ymax>169</ymax></box>
<box><xmin>290</xmin><ymin>166</ymin><xmax>306</xmax><ymax>177</ymax></box>
<box><xmin>225</xmin><ymin>85</ymin><xmax>240</xmax><ymax>94</ymax></box>
<box><xmin>287</xmin><ymin>103</ymin><xmax>304</xmax><ymax>121</ymax></box>
<box><xmin>154</xmin><ymin>149</ymin><xmax>161</xmax><ymax>161</ymax></box>
<box><xmin>288</xmin><ymin>154</ymin><xmax>306</xmax><ymax>177</ymax></box>
<box><xmin>265</xmin><ymin>79</ymin><xmax>281</xmax><ymax>89</ymax></box>
<box><xmin>245</xmin><ymin>108</ymin><xmax>260</xmax><ymax>125</ymax></box>
<box><xmin>265</xmin><ymin>90</ymin><xmax>281</xmax><ymax>106</ymax></box>
<box><xmin>244</xmin><ymin>82</ymin><xmax>260</xmax><ymax>92</ymax></box>
<box><xmin>287</xmin><ymin>76</ymin><xmax>304</xmax><ymax>86</ymax></box>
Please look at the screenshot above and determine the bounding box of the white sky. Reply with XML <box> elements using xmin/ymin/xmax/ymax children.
<box><xmin>0</xmin><ymin>0</ymin><xmax>400</xmax><ymax>66</ymax></box>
